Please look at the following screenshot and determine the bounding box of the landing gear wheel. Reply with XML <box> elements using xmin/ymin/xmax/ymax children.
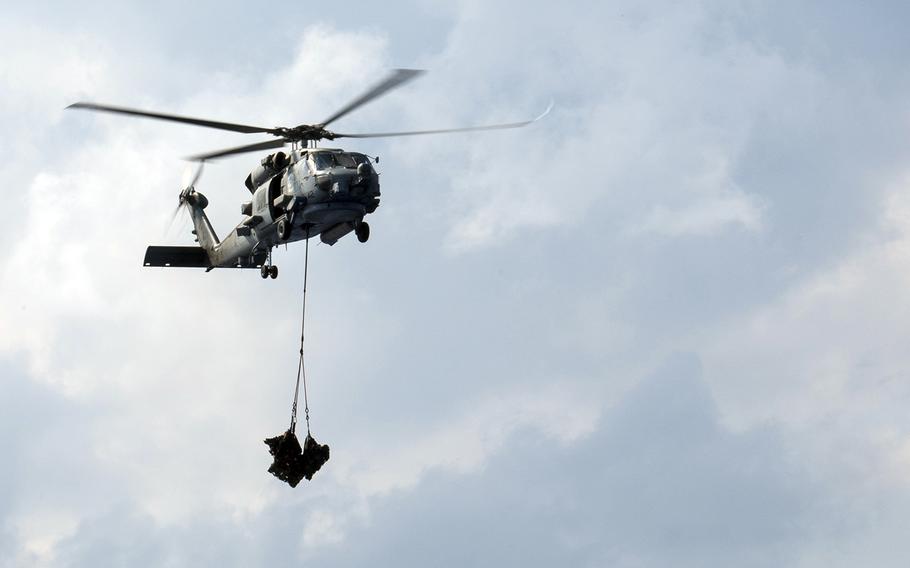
<box><xmin>277</xmin><ymin>217</ymin><xmax>291</xmax><ymax>241</ymax></box>
<box><xmin>260</xmin><ymin>265</ymin><xmax>269</xmax><ymax>279</ymax></box>
<box><xmin>269</xmin><ymin>265</ymin><xmax>279</xmax><ymax>279</ymax></box>
<box><xmin>356</xmin><ymin>222</ymin><xmax>370</xmax><ymax>243</ymax></box>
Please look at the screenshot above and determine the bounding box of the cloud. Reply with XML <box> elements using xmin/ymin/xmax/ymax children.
<box><xmin>380</xmin><ymin>1</ymin><xmax>791</xmax><ymax>251</ymax></box>
<box><xmin>698</xmin><ymin>172</ymin><xmax>910</xmax><ymax>450</ymax></box>
<box><xmin>635</xmin><ymin>189</ymin><xmax>765</xmax><ymax>237</ymax></box>
<box><xmin>299</xmin><ymin>355</ymin><xmax>818</xmax><ymax>568</ymax></box>
<box><xmin>16</xmin><ymin>354</ymin><xmax>820</xmax><ymax>568</ymax></box>
<box><xmin>341</xmin><ymin>382</ymin><xmax>601</xmax><ymax>498</ymax></box>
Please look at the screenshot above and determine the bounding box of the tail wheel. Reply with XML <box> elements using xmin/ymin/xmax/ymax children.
<box><xmin>278</xmin><ymin>217</ymin><xmax>292</xmax><ymax>241</ymax></box>
<box><xmin>356</xmin><ymin>221</ymin><xmax>370</xmax><ymax>243</ymax></box>
<box><xmin>269</xmin><ymin>265</ymin><xmax>279</xmax><ymax>279</ymax></box>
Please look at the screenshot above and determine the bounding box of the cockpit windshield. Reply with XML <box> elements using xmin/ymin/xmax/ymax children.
<box><xmin>335</xmin><ymin>153</ymin><xmax>357</xmax><ymax>168</ymax></box>
<box><xmin>311</xmin><ymin>152</ymin><xmax>359</xmax><ymax>170</ymax></box>
<box><xmin>311</xmin><ymin>153</ymin><xmax>335</xmax><ymax>170</ymax></box>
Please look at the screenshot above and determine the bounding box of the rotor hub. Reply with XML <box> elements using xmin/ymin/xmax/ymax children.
<box><xmin>274</xmin><ymin>125</ymin><xmax>337</xmax><ymax>142</ymax></box>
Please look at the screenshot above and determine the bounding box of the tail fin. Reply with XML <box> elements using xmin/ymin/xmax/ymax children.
<box><xmin>186</xmin><ymin>191</ymin><xmax>220</xmax><ymax>251</ymax></box>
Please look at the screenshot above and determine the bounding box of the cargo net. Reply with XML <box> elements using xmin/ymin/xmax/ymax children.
<box><xmin>265</xmin><ymin>430</ymin><xmax>329</xmax><ymax>488</ymax></box>
<box><xmin>265</xmin><ymin>231</ymin><xmax>329</xmax><ymax>487</ymax></box>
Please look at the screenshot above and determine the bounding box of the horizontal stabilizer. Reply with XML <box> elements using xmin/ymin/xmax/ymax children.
<box><xmin>144</xmin><ymin>246</ymin><xmax>210</xmax><ymax>268</ymax></box>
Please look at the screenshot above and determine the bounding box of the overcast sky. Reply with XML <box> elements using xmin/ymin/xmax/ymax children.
<box><xmin>2</xmin><ymin>1</ymin><xmax>910</xmax><ymax>566</ymax></box>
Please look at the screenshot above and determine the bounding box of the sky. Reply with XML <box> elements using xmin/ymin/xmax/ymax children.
<box><xmin>2</xmin><ymin>0</ymin><xmax>910</xmax><ymax>566</ymax></box>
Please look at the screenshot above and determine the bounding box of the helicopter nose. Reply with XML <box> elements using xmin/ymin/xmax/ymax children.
<box><xmin>329</xmin><ymin>178</ymin><xmax>351</xmax><ymax>198</ymax></box>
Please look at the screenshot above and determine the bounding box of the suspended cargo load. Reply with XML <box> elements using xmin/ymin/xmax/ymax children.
<box><xmin>264</xmin><ymin>430</ymin><xmax>330</xmax><ymax>487</ymax></box>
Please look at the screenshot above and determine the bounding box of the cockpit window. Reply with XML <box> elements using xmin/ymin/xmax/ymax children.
<box><xmin>335</xmin><ymin>153</ymin><xmax>357</xmax><ymax>168</ymax></box>
<box><xmin>311</xmin><ymin>152</ymin><xmax>360</xmax><ymax>170</ymax></box>
<box><xmin>350</xmin><ymin>153</ymin><xmax>374</xmax><ymax>174</ymax></box>
<box><xmin>311</xmin><ymin>153</ymin><xmax>335</xmax><ymax>170</ymax></box>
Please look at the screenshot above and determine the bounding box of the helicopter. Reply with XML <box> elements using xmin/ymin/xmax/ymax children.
<box><xmin>69</xmin><ymin>69</ymin><xmax>550</xmax><ymax>279</ymax></box>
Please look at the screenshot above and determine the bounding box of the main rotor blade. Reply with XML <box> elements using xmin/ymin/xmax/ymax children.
<box><xmin>334</xmin><ymin>101</ymin><xmax>553</xmax><ymax>139</ymax></box>
<box><xmin>319</xmin><ymin>69</ymin><xmax>425</xmax><ymax>128</ymax></box>
<box><xmin>187</xmin><ymin>139</ymin><xmax>286</xmax><ymax>161</ymax></box>
<box><xmin>67</xmin><ymin>102</ymin><xmax>274</xmax><ymax>134</ymax></box>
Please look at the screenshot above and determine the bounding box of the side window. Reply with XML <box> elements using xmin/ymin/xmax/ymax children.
<box><xmin>352</xmin><ymin>153</ymin><xmax>374</xmax><ymax>173</ymax></box>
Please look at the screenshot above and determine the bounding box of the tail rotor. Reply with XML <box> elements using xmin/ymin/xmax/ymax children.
<box><xmin>166</xmin><ymin>162</ymin><xmax>205</xmax><ymax>235</ymax></box>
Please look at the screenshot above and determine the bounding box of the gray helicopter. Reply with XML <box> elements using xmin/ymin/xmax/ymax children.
<box><xmin>69</xmin><ymin>70</ymin><xmax>549</xmax><ymax>279</ymax></box>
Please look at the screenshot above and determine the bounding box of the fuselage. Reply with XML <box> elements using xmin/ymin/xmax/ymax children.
<box><xmin>193</xmin><ymin>148</ymin><xmax>380</xmax><ymax>268</ymax></box>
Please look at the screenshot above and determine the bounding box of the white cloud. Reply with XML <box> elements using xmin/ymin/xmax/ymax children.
<box><xmin>302</xmin><ymin>509</ymin><xmax>346</xmax><ymax>548</ymax></box>
<box><xmin>636</xmin><ymin>189</ymin><xmax>765</xmax><ymax>237</ymax></box>
<box><xmin>8</xmin><ymin>509</ymin><xmax>79</xmax><ymax>568</ymax></box>
<box><xmin>689</xmin><ymin>177</ymin><xmax>910</xmax><ymax>563</ymax></box>
<box><xmin>377</xmin><ymin>1</ymin><xmax>814</xmax><ymax>252</ymax></box>
<box><xmin>342</xmin><ymin>382</ymin><xmax>601</xmax><ymax>498</ymax></box>
<box><xmin>700</xmin><ymin>178</ymin><xmax>910</xmax><ymax>432</ymax></box>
